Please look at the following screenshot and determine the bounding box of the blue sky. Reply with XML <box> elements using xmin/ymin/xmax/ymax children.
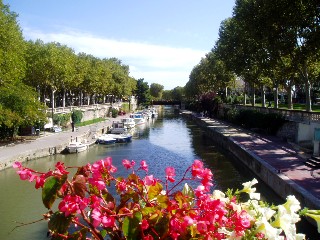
<box><xmin>4</xmin><ymin>0</ymin><xmax>235</xmax><ymax>90</ymax></box>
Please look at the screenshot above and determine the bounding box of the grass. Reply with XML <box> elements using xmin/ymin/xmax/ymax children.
<box><xmin>75</xmin><ymin>117</ymin><xmax>109</xmax><ymax>127</ymax></box>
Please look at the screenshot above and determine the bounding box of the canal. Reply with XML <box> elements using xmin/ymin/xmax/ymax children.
<box><xmin>0</xmin><ymin>107</ymin><xmax>318</xmax><ymax>239</ymax></box>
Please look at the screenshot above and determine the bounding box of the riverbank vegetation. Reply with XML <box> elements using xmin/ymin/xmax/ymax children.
<box><xmin>0</xmin><ymin>1</ymin><xmax>153</xmax><ymax>140</ymax></box>
<box><xmin>184</xmin><ymin>0</ymin><xmax>319</xmax><ymax>113</ymax></box>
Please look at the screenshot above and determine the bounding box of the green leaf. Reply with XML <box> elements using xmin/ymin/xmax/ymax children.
<box><xmin>182</xmin><ymin>183</ymin><xmax>195</xmax><ymax>206</ymax></box>
<box><xmin>157</xmin><ymin>195</ymin><xmax>168</xmax><ymax>208</ymax></box>
<box><xmin>48</xmin><ymin>211</ymin><xmax>72</xmax><ymax>235</ymax></box>
<box><xmin>141</xmin><ymin>206</ymin><xmax>156</xmax><ymax>216</ymax></box>
<box><xmin>122</xmin><ymin>212</ymin><xmax>142</xmax><ymax>240</ymax></box>
<box><xmin>42</xmin><ymin>175</ymin><xmax>67</xmax><ymax>209</ymax></box>
<box><xmin>148</xmin><ymin>182</ymin><xmax>163</xmax><ymax>200</ymax></box>
<box><xmin>153</xmin><ymin>215</ymin><xmax>169</xmax><ymax>238</ymax></box>
<box><xmin>174</xmin><ymin>191</ymin><xmax>185</xmax><ymax>209</ymax></box>
<box><xmin>182</xmin><ymin>183</ymin><xmax>194</xmax><ymax>198</ymax></box>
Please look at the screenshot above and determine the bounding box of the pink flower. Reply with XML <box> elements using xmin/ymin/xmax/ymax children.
<box><xmin>141</xmin><ymin>219</ymin><xmax>149</xmax><ymax>230</ymax></box>
<box><xmin>116</xmin><ymin>179</ymin><xmax>127</xmax><ymax>192</ymax></box>
<box><xmin>183</xmin><ymin>216</ymin><xmax>195</xmax><ymax>226</ymax></box>
<box><xmin>90</xmin><ymin>195</ymin><xmax>102</xmax><ymax>209</ymax></box>
<box><xmin>91</xmin><ymin>208</ymin><xmax>102</xmax><ymax>227</ymax></box>
<box><xmin>191</xmin><ymin>159</ymin><xmax>204</xmax><ymax>178</ymax></box>
<box><xmin>55</xmin><ymin>162</ymin><xmax>69</xmax><ymax>175</ymax></box>
<box><xmin>122</xmin><ymin>159</ymin><xmax>136</xmax><ymax>170</ymax></box>
<box><xmin>58</xmin><ymin>195</ymin><xmax>79</xmax><ymax>217</ymax></box>
<box><xmin>140</xmin><ymin>160</ymin><xmax>148</xmax><ymax>172</ymax></box>
<box><xmin>88</xmin><ymin>178</ymin><xmax>105</xmax><ymax>190</ymax></box>
<box><xmin>196</xmin><ymin>221</ymin><xmax>208</xmax><ymax>234</ymax></box>
<box><xmin>13</xmin><ymin>162</ymin><xmax>22</xmax><ymax>169</ymax></box>
<box><xmin>165</xmin><ymin>167</ymin><xmax>176</xmax><ymax>183</ymax></box>
<box><xmin>122</xmin><ymin>159</ymin><xmax>132</xmax><ymax>169</ymax></box>
<box><xmin>91</xmin><ymin>208</ymin><xmax>115</xmax><ymax>228</ymax></box>
<box><xmin>35</xmin><ymin>174</ymin><xmax>46</xmax><ymax>189</ymax></box>
<box><xmin>143</xmin><ymin>235</ymin><xmax>153</xmax><ymax>240</ymax></box>
<box><xmin>144</xmin><ymin>175</ymin><xmax>156</xmax><ymax>186</ymax></box>
<box><xmin>17</xmin><ymin>169</ymin><xmax>32</xmax><ymax>180</ymax></box>
<box><xmin>101</xmin><ymin>215</ymin><xmax>115</xmax><ymax>228</ymax></box>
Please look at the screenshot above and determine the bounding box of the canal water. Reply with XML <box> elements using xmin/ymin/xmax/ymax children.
<box><xmin>0</xmin><ymin>107</ymin><xmax>318</xmax><ymax>239</ymax></box>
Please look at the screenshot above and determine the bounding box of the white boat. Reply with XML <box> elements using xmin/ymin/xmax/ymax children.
<box><xmin>105</xmin><ymin>133</ymin><xmax>132</xmax><ymax>143</ymax></box>
<box><xmin>109</xmin><ymin>121</ymin><xmax>127</xmax><ymax>134</ymax></box>
<box><xmin>96</xmin><ymin>134</ymin><xmax>117</xmax><ymax>145</ymax></box>
<box><xmin>67</xmin><ymin>141</ymin><xmax>88</xmax><ymax>153</ymax></box>
<box><xmin>121</xmin><ymin>118</ymin><xmax>136</xmax><ymax>129</ymax></box>
<box><xmin>130</xmin><ymin>113</ymin><xmax>146</xmax><ymax>125</ymax></box>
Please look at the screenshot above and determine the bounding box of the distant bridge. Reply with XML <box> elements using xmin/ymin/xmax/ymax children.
<box><xmin>151</xmin><ymin>100</ymin><xmax>181</xmax><ymax>107</ymax></box>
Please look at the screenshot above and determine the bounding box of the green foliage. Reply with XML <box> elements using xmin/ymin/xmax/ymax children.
<box><xmin>111</xmin><ymin>108</ymin><xmax>118</xmax><ymax>118</ymax></box>
<box><xmin>71</xmin><ymin>110</ymin><xmax>83</xmax><ymax>124</ymax></box>
<box><xmin>226</xmin><ymin>108</ymin><xmax>286</xmax><ymax>135</ymax></box>
<box><xmin>48</xmin><ymin>212</ymin><xmax>73</xmax><ymax>236</ymax></box>
<box><xmin>42</xmin><ymin>175</ymin><xmax>67</xmax><ymax>209</ymax></box>
<box><xmin>150</xmin><ymin>83</ymin><xmax>164</xmax><ymax>100</ymax></box>
<box><xmin>75</xmin><ymin>117</ymin><xmax>105</xmax><ymax>127</ymax></box>
<box><xmin>122</xmin><ymin>212</ymin><xmax>142</xmax><ymax>240</ymax></box>
<box><xmin>135</xmin><ymin>78</ymin><xmax>151</xmax><ymax>106</ymax></box>
<box><xmin>53</xmin><ymin>113</ymin><xmax>71</xmax><ymax>127</ymax></box>
<box><xmin>0</xmin><ymin>2</ymin><xmax>26</xmax><ymax>85</ymax></box>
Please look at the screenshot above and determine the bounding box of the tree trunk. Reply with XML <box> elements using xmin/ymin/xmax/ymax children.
<box><xmin>286</xmin><ymin>81</ymin><xmax>293</xmax><ymax>110</ymax></box>
<box><xmin>62</xmin><ymin>89</ymin><xmax>66</xmax><ymax>108</ymax></box>
<box><xmin>251</xmin><ymin>83</ymin><xmax>255</xmax><ymax>107</ymax></box>
<box><xmin>274</xmin><ymin>85</ymin><xmax>279</xmax><ymax>109</ymax></box>
<box><xmin>51</xmin><ymin>87</ymin><xmax>56</xmax><ymax>125</ymax></box>
<box><xmin>305</xmin><ymin>79</ymin><xmax>312</xmax><ymax>112</ymax></box>
<box><xmin>261</xmin><ymin>85</ymin><xmax>266</xmax><ymax>108</ymax></box>
<box><xmin>79</xmin><ymin>91</ymin><xmax>83</xmax><ymax>106</ymax></box>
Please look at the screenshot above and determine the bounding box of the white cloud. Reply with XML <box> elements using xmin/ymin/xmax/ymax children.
<box><xmin>23</xmin><ymin>28</ymin><xmax>206</xmax><ymax>90</ymax></box>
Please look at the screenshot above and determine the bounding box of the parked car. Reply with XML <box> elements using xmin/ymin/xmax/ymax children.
<box><xmin>52</xmin><ymin>126</ymin><xmax>62</xmax><ymax>133</ymax></box>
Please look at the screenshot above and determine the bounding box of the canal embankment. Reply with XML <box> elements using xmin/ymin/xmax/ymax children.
<box><xmin>181</xmin><ymin>110</ymin><xmax>320</xmax><ymax>212</ymax></box>
<box><xmin>0</xmin><ymin>117</ymin><xmax>124</xmax><ymax>171</ymax></box>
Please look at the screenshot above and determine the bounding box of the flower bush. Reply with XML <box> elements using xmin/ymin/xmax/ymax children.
<box><xmin>13</xmin><ymin>157</ymin><xmax>320</xmax><ymax>240</ymax></box>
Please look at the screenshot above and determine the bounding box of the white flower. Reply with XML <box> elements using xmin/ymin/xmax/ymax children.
<box><xmin>272</xmin><ymin>205</ymin><xmax>304</xmax><ymax>240</ymax></box>
<box><xmin>212</xmin><ymin>189</ymin><xmax>229</xmax><ymax>202</ymax></box>
<box><xmin>283</xmin><ymin>195</ymin><xmax>301</xmax><ymax>214</ymax></box>
<box><xmin>240</xmin><ymin>178</ymin><xmax>260</xmax><ymax>200</ymax></box>
<box><xmin>255</xmin><ymin>216</ymin><xmax>283</xmax><ymax>239</ymax></box>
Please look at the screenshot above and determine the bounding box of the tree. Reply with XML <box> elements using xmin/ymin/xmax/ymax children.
<box><xmin>0</xmin><ymin>1</ymin><xmax>26</xmax><ymax>86</ymax></box>
<box><xmin>150</xmin><ymin>83</ymin><xmax>164</xmax><ymax>100</ymax></box>
<box><xmin>0</xmin><ymin>1</ymin><xmax>47</xmax><ymax>139</ymax></box>
<box><xmin>135</xmin><ymin>78</ymin><xmax>151</xmax><ymax>106</ymax></box>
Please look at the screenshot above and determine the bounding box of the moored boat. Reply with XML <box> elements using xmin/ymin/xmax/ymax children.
<box><xmin>96</xmin><ymin>134</ymin><xmax>117</xmax><ymax>145</ymax></box>
<box><xmin>109</xmin><ymin>121</ymin><xmax>127</xmax><ymax>134</ymax></box>
<box><xmin>67</xmin><ymin>141</ymin><xmax>88</xmax><ymax>153</ymax></box>
<box><xmin>129</xmin><ymin>113</ymin><xmax>146</xmax><ymax>125</ymax></box>
<box><xmin>121</xmin><ymin>118</ymin><xmax>136</xmax><ymax>129</ymax></box>
<box><xmin>107</xmin><ymin>133</ymin><xmax>132</xmax><ymax>143</ymax></box>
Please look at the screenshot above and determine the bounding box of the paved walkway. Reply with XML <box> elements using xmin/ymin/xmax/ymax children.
<box><xmin>0</xmin><ymin>115</ymin><xmax>130</xmax><ymax>170</ymax></box>
<box><xmin>197</xmin><ymin>116</ymin><xmax>320</xmax><ymax>202</ymax></box>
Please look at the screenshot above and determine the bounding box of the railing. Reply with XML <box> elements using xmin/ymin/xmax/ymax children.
<box><xmin>46</xmin><ymin>103</ymin><xmax>112</xmax><ymax>114</ymax></box>
<box><xmin>224</xmin><ymin>104</ymin><xmax>320</xmax><ymax>124</ymax></box>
